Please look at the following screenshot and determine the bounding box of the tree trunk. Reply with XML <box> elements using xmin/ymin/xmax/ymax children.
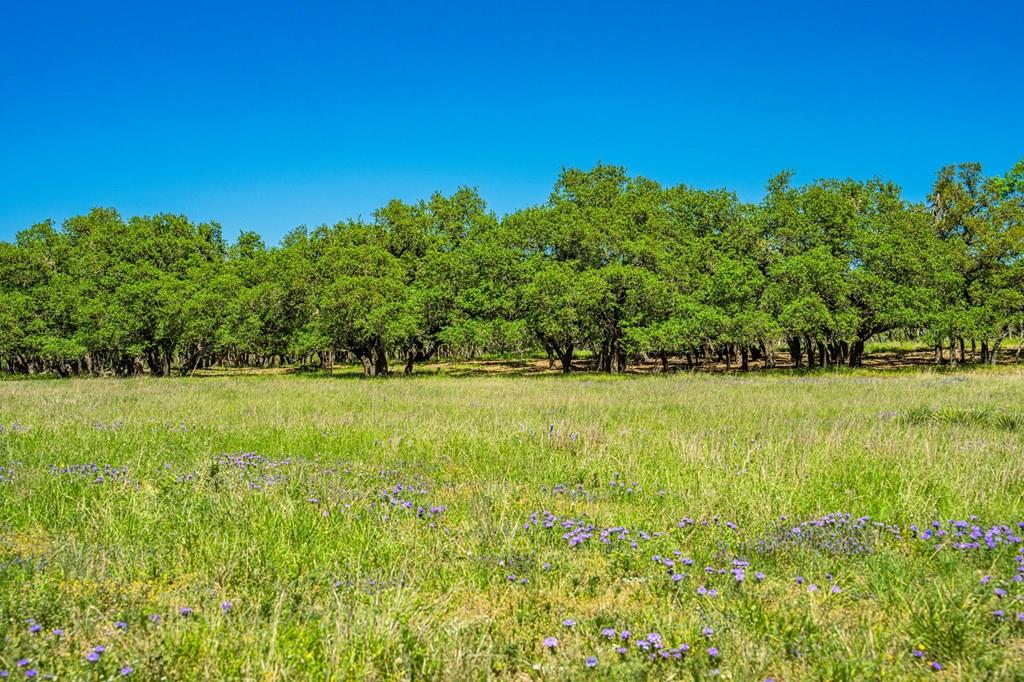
<box><xmin>848</xmin><ymin>338</ymin><xmax>865</xmax><ymax>367</ymax></box>
<box><xmin>991</xmin><ymin>336</ymin><xmax>1004</xmax><ymax>365</ymax></box>
<box><xmin>558</xmin><ymin>343</ymin><xmax>574</xmax><ymax>373</ymax></box>
<box><xmin>373</xmin><ymin>340</ymin><xmax>389</xmax><ymax>376</ymax></box>
<box><xmin>788</xmin><ymin>337</ymin><xmax>803</xmax><ymax>368</ymax></box>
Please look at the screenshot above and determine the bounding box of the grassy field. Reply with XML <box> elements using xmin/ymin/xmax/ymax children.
<box><xmin>1</xmin><ymin>368</ymin><xmax>1024</xmax><ymax>680</ymax></box>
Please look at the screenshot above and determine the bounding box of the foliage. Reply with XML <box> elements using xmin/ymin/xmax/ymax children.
<box><xmin>0</xmin><ymin>161</ymin><xmax>1022</xmax><ymax>376</ymax></box>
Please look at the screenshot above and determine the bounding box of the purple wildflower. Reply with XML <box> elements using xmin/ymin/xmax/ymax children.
<box><xmin>585</xmin><ymin>656</ymin><xmax>598</xmax><ymax>668</ymax></box>
<box><xmin>543</xmin><ymin>636</ymin><xmax>559</xmax><ymax>649</ymax></box>
<box><xmin>708</xmin><ymin>646</ymin><xmax>719</xmax><ymax>657</ymax></box>
<box><xmin>562</xmin><ymin>618</ymin><xmax>576</xmax><ymax>628</ymax></box>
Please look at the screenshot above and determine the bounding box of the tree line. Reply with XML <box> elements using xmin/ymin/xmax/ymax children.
<box><xmin>1</xmin><ymin>161</ymin><xmax>1022</xmax><ymax>377</ymax></box>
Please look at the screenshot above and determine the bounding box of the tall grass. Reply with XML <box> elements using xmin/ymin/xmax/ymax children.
<box><xmin>1</xmin><ymin>368</ymin><xmax>1023</xmax><ymax>679</ymax></box>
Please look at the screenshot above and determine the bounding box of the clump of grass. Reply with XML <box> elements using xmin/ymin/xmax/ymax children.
<box><xmin>902</xmin><ymin>406</ymin><xmax>1024</xmax><ymax>432</ymax></box>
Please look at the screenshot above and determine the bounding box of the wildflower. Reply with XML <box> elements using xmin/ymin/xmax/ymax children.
<box><xmin>585</xmin><ymin>656</ymin><xmax>598</xmax><ymax>668</ymax></box>
<box><xmin>563</xmin><ymin>618</ymin><xmax>576</xmax><ymax>627</ymax></box>
<box><xmin>831</xmin><ymin>585</ymin><xmax>842</xmax><ymax>594</ymax></box>
<box><xmin>755</xmin><ymin>571</ymin><xmax>766</xmax><ymax>581</ymax></box>
<box><xmin>930</xmin><ymin>661</ymin><xmax>943</xmax><ymax>671</ymax></box>
<box><xmin>543</xmin><ymin>637</ymin><xmax>559</xmax><ymax>649</ymax></box>
<box><xmin>615</xmin><ymin>646</ymin><xmax>628</xmax><ymax>655</ymax></box>
<box><xmin>24</xmin><ymin>673</ymin><xmax>37</xmax><ymax>680</ymax></box>
<box><xmin>179</xmin><ymin>607</ymin><xmax>193</xmax><ymax>617</ymax></box>
<box><xmin>702</xmin><ymin>626</ymin><xmax>714</xmax><ymax>637</ymax></box>
<box><xmin>221</xmin><ymin>601</ymin><xmax>232</xmax><ymax>613</ymax></box>
<box><xmin>600</xmin><ymin>628</ymin><xmax>616</xmax><ymax>638</ymax></box>
<box><xmin>994</xmin><ymin>588</ymin><xmax>1008</xmax><ymax>598</ymax></box>
<box><xmin>86</xmin><ymin>653</ymin><xmax>101</xmax><ymax>663</ymax></box>
<box><xmin>912</xmin><ymin>648</ymin><xmax>925</xmax><ymax>658</ymax></box>
<box><xmin>28</xmin><ymin>624</ymin><xmax>40</xmax><ymax>634</ymax></box>
<box><xmin>115</xmin><ymin>621</ymin><xmax>127</xmax><ymax>630</ymax></box>
<box><xmin>708</xmin><ymin>646</ymin><xmax>720</xmax><ymax>657</ymax></box>
<box><xmin>52</xmin><ymin>630</ymin><xmax>63</xmax><ymax>637</ymax></box>
<box><xmin>671</xmin><ymin>573</ymin><xmax>684</xmax><ymax>582</ymax></box>
<box><xmin>620</xmin><ymin>630</ymin><xmax>631</xmax><ymax>640</ymax></box>
<box><xmin>120</xmin><ymin>667</ymin><xmax>134</xmax><ymax>676</ymax></box>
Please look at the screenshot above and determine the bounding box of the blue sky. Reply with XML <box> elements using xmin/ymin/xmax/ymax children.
<box><xmin>1</xmin><ymin>0</ymin><xmax>1021</xmax><ymax>244</ymax></box>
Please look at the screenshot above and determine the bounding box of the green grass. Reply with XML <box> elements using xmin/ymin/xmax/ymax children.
<box><xmin>2</xmin><ymin>369</ymin><xmax>1024</xmax><ymax>679</ymax></box>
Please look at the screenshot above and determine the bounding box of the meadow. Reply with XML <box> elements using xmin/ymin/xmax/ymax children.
<box><xmin>1</xmin><ymin>367</ymin><xmax>1024</xmax><ymax>680</ymax></box>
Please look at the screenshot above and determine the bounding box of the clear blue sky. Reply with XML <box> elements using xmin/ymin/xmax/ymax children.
<box><xmin>1</xmin><ymin>0</ymin><xmax>1021</xmax><ymax>244</ymax></box>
